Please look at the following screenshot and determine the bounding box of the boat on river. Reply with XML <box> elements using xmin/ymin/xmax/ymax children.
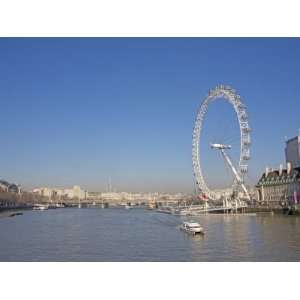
<box><xmin>9</xmin><ymin>212</ymin><xmax>23</xmax><ymax>217</ymax></box>
<box><xmin>180</xmin><ymin>221</ymin><xmax>204</xmax><ymax>235</ymax></box>
<box><xmin>33</xmin><ymin>204</ymin><xmax>49</xmax><ymax>211</ymax></box>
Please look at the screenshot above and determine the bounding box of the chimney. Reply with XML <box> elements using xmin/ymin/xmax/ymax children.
<box><xmin>265</xmin><ymin>167</ymin><xmax>269</xmax><ymax>177</ymax></box>
<box><xmin>279</xmin><ymin>164</ymin><xmax>283</xmax><ymax>176</ymax></box>
<box><xmin>287</xmin><ymin>162</ymin><xmax>292</xmax><ymax>175</ymax></box>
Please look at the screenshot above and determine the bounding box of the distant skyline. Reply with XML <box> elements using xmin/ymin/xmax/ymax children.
<box><xmin>0</xmin><ymin>38</ymin><xmax>300</xmax><ymax>192</ymax></box>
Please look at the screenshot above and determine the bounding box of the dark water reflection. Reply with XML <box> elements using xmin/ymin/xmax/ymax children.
<box><xmin>0</xmin><ymin>208</ymin><xmax>300</xmax><ymax>261</ymax></box>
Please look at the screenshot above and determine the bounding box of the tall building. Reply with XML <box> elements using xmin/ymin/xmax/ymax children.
<box><xmin>285</xmin><ymin>135</ymin><xmax>300</xmax><ymax>168</ymax></box>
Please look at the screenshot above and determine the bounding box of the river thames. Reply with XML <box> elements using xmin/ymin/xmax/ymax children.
<box><xmin>0</xmin><ymin>208</ymin><xmax>300</xmax><ymax>261</ymax></box>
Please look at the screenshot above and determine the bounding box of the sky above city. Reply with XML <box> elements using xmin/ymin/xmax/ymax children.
<box><xmin>0</xmin><ymin>38</ymin><xmax>300</xmax><ymax>192</ymax></box>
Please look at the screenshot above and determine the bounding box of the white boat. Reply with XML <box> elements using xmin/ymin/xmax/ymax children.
<box><xmin>180</xmin><ymin>221</ymin><xmax>204</xmax><ymax>235</ymax></box>
<box><xmin>33</xmin><ymin>204</ymin><xmax>49</xmax><ymax>211</ymax></box>
<box><xmin>125</xmin><ymin>205</ymin><xmax>131</xmax><ymax>209</ymax></box>
<box><xmin>174</xmin><ymin>209</ymin><xmax>190</xmax><ymax>216</ymax></box>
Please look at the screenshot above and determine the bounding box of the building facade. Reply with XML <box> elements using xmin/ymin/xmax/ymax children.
<box><xmin>256</xmin><ymin>164</ymin><xmax>300</xmax><ymax>208</ymax></box>
<box><xmin>33</xmin><ymin>185</ymin><xmax>86</xmax><ymax>200</ymax></box>
<box><xmin>0</xmin><ymin>180</ymin><xmax>21</xmax><ymax>194</ymax></box>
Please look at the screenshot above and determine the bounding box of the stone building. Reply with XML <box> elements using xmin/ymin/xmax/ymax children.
<box><xmin>33</xmin><ymin>185</ymin><xmax>86</xmax><ymax>200</ymax></box>
<box><xmin>0</xmin><ymin>179</ymin><xmax>20</xmax><ymax>194</ymax></box>
<box><xmin>256</xmin><ymin>163</ymin><xmax>300</xmax><ymax>208</ymax></box>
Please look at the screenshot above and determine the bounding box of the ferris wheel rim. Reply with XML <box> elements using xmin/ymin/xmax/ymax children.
<box><xmin>192</xmin><ymin>85</ymin><xmax>251</xmax><ymax>200</ymax></box>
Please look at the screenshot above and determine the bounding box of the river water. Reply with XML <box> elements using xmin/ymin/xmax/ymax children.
<box><xmin>0</xmin><ymin>208</ymin><xmax>300</xmax><ymax>261</ymax></box>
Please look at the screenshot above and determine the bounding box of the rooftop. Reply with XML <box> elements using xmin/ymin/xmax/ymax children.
<box><xmin>256</xmin><ymin>167</ymin><xmax>300</xmax><ymax>187</ymax></box>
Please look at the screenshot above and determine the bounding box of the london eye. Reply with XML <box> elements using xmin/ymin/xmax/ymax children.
<box><xmin>192</xmin><ymin>85</ymin><xmax>251</xmax><ymax>201</ymax></box>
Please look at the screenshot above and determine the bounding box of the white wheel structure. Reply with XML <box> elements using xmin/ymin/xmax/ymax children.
<box><xmin>192</xmin><ymin>85</ymin><xmax>251</xmax><ymax>201</ymax></box>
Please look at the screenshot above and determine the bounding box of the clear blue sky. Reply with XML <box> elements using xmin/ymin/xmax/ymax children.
<box><xmin>0</xmin><ymin>38</ymin><xmax>299</xmax><ymax>192</ymax></box>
